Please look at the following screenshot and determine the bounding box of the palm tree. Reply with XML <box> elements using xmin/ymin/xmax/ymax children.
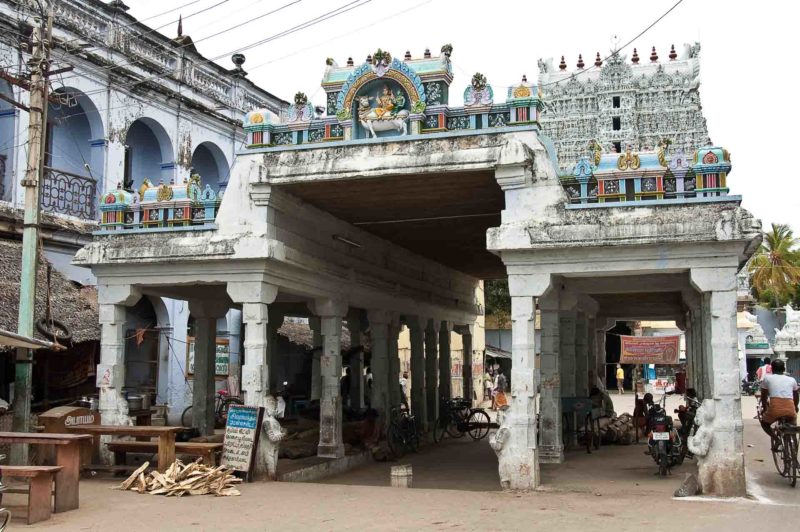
<box><xmin>748</xmin><ymin>223</ymin><xmax>800</xmax><ymax>308</ymax></box>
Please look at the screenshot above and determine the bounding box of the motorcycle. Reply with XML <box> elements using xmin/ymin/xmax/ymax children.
<box><xmin>741</xmin><ymin>379</ymin><xmax>759</xmax><ymax>396</ymax></box>
<box><xmin>675</xmin><ymin>394</ymin><xmax>701</xmax><ymax>463</ymax></box>
<box><xmin>646</xmin><ymin>394</ymin><xmax>683</xmax><ymax>476</ymax></box>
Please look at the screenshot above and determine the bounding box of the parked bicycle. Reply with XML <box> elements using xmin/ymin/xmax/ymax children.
<box><xmin>181</xmin><ymin>390</ymin><xmax>243</xmax><ymax>429</ymax></box>
<box><xmin>387</xmin><ymin>405</ymin><xmax>419</xmax><ymax>458</ymax></box>
<box><xmin>433</xmin><ymin>397</ymin><xmax>491</xmax><ymax>443</ymax></box>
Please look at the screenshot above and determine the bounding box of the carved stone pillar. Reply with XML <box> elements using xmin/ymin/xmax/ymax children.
<box><xmin>309</xmin><ymin>317</ymin><xmax>322</xmax><ymax>401</ymax></box>
<box><xmin>425</xmin><ymin>319</ymin><xmax>440</xmax><ymax>428</ymax></box>
<box><xmin>538</xmin><ymin>293</ymin><xmax>563</xmax><ymax>463</ymax></box>
<box><xmin>490</xmin><ymin>273</ymin><xmax>552</xmax><ymax>491</ymax></box>
<box><xmin>388</xmin><ymin>320</ymin><xmax>402</xmax><ymax>407</ymax></box>
<box><xmin>575</xmin><ymin>312</ymin><xmax>589</xmax><ymax>397</ymax></box>
<box><xmin>367</xmin><ymin>310</ymin><xmax>391</xmax><ymax>427</ymax></box>
<box><xmin>347</xmin><ymin>310</ymin><xmax>364</xmax><ymax>410</ymax></box>
<box><xmin>438</xmin><ymin>321</ymin><xmax>452</xmax><ymax>402</ymax></box>
<box><xmin>690</xmin><ymin>268</ymin><xmax>746</xmax><ymax>497</ymax></box>
<box><xmin>188</xmin><ymin>300</ymin><xmax>228</xmax><ymax>436</ymax></box>
<box><xmin>457</xmin><ymin>325</ymin><xmax>474</xmax><ymax>405</ymax></box>
<box><xmin>227</xmin><ymin>281</ymin><xmax>278</xmax><ymax>476</ymax></box>
<box><xmin>408</xmin><ymin>317</ymin><xmax>427</xmax><ymax>423</ymax></box>
<box><xmin>314</xmin><ymin>299</ymin><xmax>348</xmax><ymax>459</ymax></box>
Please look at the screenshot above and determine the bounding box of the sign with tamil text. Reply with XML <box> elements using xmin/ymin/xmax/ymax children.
<box><xmin>186</xmin><ymin>337</ymin><xmax>230</xmax><ymax>378</ymax></box>
<box><xmin>620</xmin><ymin>335</ymin><xmax>680</xmax><ymax>365</ymax></box>
<box><xmin>221</xmin><ymin>404</ymin><xmax>264</xmax><ymax>480</ymax></box>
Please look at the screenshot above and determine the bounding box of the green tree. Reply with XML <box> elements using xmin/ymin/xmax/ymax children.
<box><xmin>748</xmin><ymin>223</ymin><xmax>800</xmax><ymax>308</ymax></box>
<box><xmin>485</xmin><ymin>279</ymin><xmax>511</xmax><ymax>328</ymax></box>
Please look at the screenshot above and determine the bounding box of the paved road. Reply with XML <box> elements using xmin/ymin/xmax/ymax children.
<box><xmin>9</xmin><ymin>394</ymin><xmax>797</xmax><ymax>531</ymax></box>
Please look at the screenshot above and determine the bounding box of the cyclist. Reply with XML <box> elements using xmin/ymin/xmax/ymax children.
<box><xmin>759</xmin><ymin>359</ymin><xmax>799</xmax><ymax>441</ymax></box>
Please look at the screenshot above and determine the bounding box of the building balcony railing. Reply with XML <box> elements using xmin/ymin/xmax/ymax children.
<box><xmin>41</xmin><ymin>166</ymin><xmax>97</xmax><ymax>220</ymax></box>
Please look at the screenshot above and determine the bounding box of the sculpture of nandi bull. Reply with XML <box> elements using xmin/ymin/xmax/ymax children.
<box><xmin>356</xmin><ymin>95</ymin><xmax>410</xmax><ymax>138</ymax></box>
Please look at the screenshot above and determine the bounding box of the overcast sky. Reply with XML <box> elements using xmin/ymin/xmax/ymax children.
<box><xmin>126</xmin><ymin>0</ymin><xmax>798</xmax><ymax>233</ymax></box>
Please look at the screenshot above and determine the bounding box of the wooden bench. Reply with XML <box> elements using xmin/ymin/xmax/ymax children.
<box><xmin>0</xmin><ymin>465</ymin><xmax>62</xmax><ymax>524</ymax></box>
<box><xmin>106</xmin><ymin>441</ymin><xmax>223</xmax><ymax>466</ymax></box>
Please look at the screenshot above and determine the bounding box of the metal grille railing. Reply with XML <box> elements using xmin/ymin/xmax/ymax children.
<box><xmin>40</xmin><ymin>166</ymin><xmax>97</xmax><ymax>220</ymax></box>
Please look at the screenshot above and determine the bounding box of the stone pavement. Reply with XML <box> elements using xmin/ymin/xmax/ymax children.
<box><xmin>5</xmin><ymin>394</ymin><xmax>797</xmax><ymax>531</ymax></box>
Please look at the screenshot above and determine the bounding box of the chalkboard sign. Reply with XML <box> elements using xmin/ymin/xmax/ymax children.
<box><xmin>222</xmin><ymin>404</ymin><xmax>264</xmax><ymax>481</ymax></box>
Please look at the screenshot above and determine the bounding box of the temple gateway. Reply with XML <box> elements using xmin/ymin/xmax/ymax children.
<box><xmin>76</xmin><ymin>44</ymin><xmax>761</xmax><ymax>495</ymax></box>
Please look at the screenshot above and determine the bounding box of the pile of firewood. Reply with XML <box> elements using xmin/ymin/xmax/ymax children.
<box><xmin>116</xmin><ymin>460</ymin><xmax>242</xmax><ymax>497</ymax></box>
<box><xmin>598</xmin><ymin>413</ymin><xmax>638</xmax><ymax>445</ymax></box>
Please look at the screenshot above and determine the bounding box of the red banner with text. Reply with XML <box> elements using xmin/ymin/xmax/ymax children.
<box><xmin>620</xmin><ymin>335</ymin><xmax>680</xmax><ymax>365</ymax></box>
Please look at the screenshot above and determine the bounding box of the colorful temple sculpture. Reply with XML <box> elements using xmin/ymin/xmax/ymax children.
<box><xmin>99</xmin><ymin>175</ymin><xmax>221</xmax><ymax>231</ymax></box>
<box><xmin>560</xmin><ymin>142</ymin><xmax>731</xmax><ymax>204</ymax></box>
<box><xmin>80</xmin><ymin>43</ymin><xmax>762</xmax><ymax>499</ymax></box>
<box><xmin>243</xmin><ymin>45</ymin><xmax>540</xmax><ymax>147</ymax></box>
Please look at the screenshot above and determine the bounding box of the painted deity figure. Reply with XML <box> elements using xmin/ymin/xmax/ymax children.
<box><xmin>373</xmin><ymin>85</ymin><xmax>396</xmax><ymax>120</ymax></box>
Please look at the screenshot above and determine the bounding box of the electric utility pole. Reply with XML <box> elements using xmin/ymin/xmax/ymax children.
<box><xmin>11</xmin><ymin>2</ymin><xmax>53</xmax><ymax>465</ymax></box>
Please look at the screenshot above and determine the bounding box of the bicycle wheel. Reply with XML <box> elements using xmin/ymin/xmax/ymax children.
<box><xmin>772</xmin><ymin>434</ymin><xmax>786</xmax><ymax>477</ymax></box>
<box><xmin>408</xmin><ymin>429</ymin><xmax>420</xmax><ymax>453</ymax></box>
<box><xmin>447</xmin><ymin>411</ymin><xmax>466</xmax><ymax>438</ymax></box>
<box><xmin>784</xmin><ymin>433</ymin><xmax>797</xmax><ymax>488</ymax></box>
<box><xmin>181</xmin><ymin>405</ymin><xmax>194</xmax><ymax>428</ymax></box>
<box><xmin>433</xmin><ymin>416</ymin><xmax>447</xmax><ymax>444</ymax></box>
<box><xmin>387</xmin><ymin>425</ymin><xmax>405</xmax><ymax>458</ymax></box>
<box><xmin>0</xmin><ymin>508</ymin><xmax>9</xmax><ymax>532</ymax></box>
<box><xmin>467</xmin><ymin>409</ymin><xmax>490</xmax><ymax>441</ymax></box>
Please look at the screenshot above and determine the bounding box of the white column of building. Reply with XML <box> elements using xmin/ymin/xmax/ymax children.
<box><xmin>227</xmin><ymin>282</ymin><xmax>277</xmax><ymax>476</ymax></box>
<box><xmin>314</xmin><ymin>299</ymin><xmax>348</xmax><ymax>458</ymax></box>
<box><xmin>690</xmin><ymin>267</ymin><xmax>746</xmax><ymax>496</ymax></box>
<box><xmin>188</xmin><ymin>300</ymin><xmax>228</xmax><ymax>436</ymax></box>
<box><xmin>96</xmin><ymin>285</ymin><xmax>142</xmax><ymax>425</ymax></box>
<box><xmin>408</xmin><ymin>317</ymin><xmax>427</xmax><ymax>422</ymax></box>
<box><xmin>489</xmin><ymin>273</ymin><xmax>553</xmax><ymax>490</ymax></box>
<box><xmin>425</xmin><ymin>318</ymin><xmax>440</xmax><ymax>428</ymax></box>
<box><xmin>438</xmin><ymin>321</ymin><xmax>452</xmax><ymax>402</ymax></box>
<box><xmin>575</xmin><ymin>312</ymin><xmax>589</xmax><ymax>397</ymax></box>
<box><xmin>94</xmin><ymin>285</ymin><xmax>141</xmax><ymax>464</ymax></box>
<box><xmin>538</xmin><ymin>291</ymin><xmax>563</xmax><ymax>463</ymax></box>
<box><xmin>367</xmin><ymin>310</ymin><xmax>391</xmax><ymax>426</ymax></box>
<box><xmin>309</xmin><ymin>317</ymin><xmax>322</xmax><ymax>401</ymax></box>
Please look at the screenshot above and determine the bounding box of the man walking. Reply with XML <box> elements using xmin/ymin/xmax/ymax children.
<box><xmin>616</xmin><ymin>364</ymin><xmax>625</xmax><ymax>395</ymax></box>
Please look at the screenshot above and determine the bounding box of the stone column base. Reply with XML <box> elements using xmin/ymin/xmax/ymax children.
<box><xmin>698</xmin><ymin>453</ymin><xmax>746</xmax><ymax>497</ymax></box>
<box><xmin>538</xmin><ymin>445</ymin><xmax>564</xmax><ymax>464</ymax></box>
<box><xmin>317</xmin><ymin>444</ymin><xmax>345</xmax><ymax>459</ymax></box>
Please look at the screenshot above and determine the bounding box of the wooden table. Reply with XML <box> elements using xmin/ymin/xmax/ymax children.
<box><xmin>0</xmin><ymin>432</ymin><xmax>92</xmax><ymax>513</ymax></box>
<box><xmin>65</xmin><ymin>425</ymin><xmax>183</xmax><ymax>472</ymax></box>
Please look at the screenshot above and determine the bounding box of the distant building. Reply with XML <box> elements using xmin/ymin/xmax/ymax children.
<box><xmin>0</xmin><ymin>0</ymin><xmax>286</xmax><ymax>415</ymax></box>
<box><xmin>538</xmin><ymin>44</ymin><xmax>709</xmax><ymax>173</ymax></box>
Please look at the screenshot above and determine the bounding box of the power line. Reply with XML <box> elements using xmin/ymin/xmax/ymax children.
<box><xmin>540</xmin><ymin>0</ymin><xmax>687</xmax><ymax>90</ymax></box>
<box><xmin>456</xmin><ymin>0</ymin><xmax>687</xmax><ymax>92</ymax></box>
<box><xmin>44</xmin><ymin>0</ymin><xmax>373</xmax><ymax>123</ymax></box>
<box><xmin>245</xmin><ymin>0</ymin><xmax>433</xmax><ymax>73</ymax></box>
